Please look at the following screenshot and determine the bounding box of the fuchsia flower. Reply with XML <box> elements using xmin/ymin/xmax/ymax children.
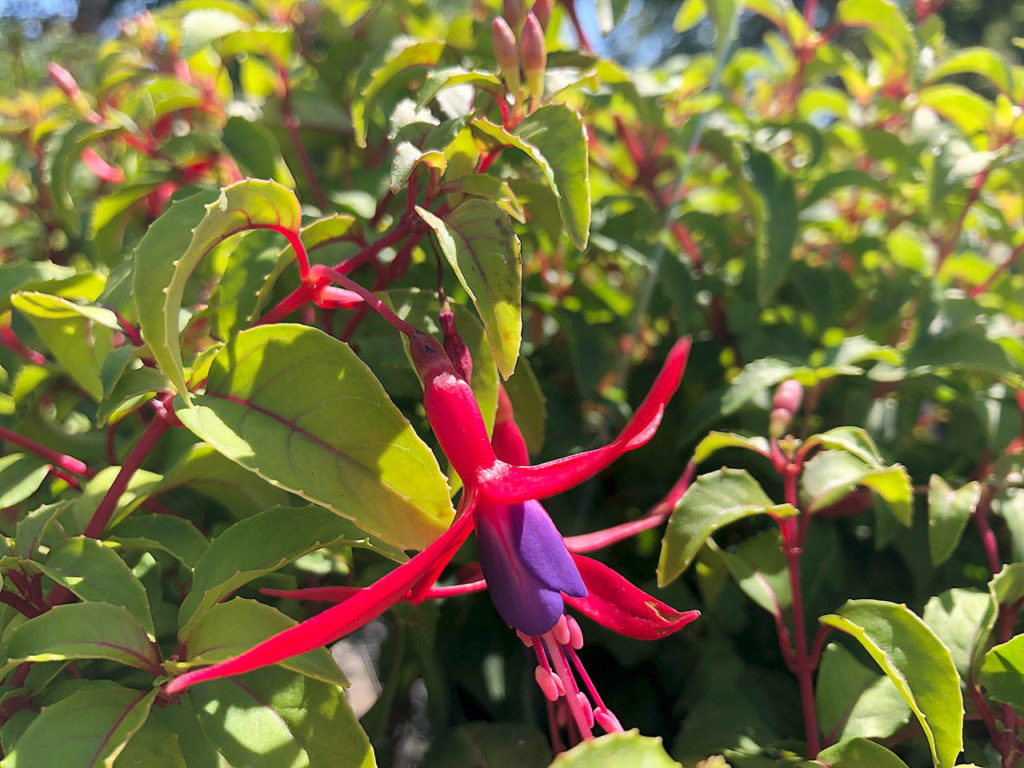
<box><xmin>164</xmin><ymin>326</ymin><xmax>697</xmax><ymax>736</ymax></box>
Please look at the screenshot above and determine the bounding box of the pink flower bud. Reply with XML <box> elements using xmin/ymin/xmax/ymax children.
<box><xmin>503</xmin><ymin>0</ymin><xmax>526</xmax><ymax>31</ymax></box>
<box><xmin>492</xmin><ymin>17</ymin><xmax>522</xmax><ymax>94</ymax></box>
<box><xmin>48</xmin><ymin>62</ymin><xmax>80</xmax><ymax>99</ymax></box>
<box><xmin>772</xmin><ymin>379</ymin><xmax>804</xmax><ymax>416</ymax></box>
<box><xmin>520</xmin><ymin>13</ymin><xmax>546</xmax><ymax>105</ymax></box>
<box><xmin>769</xmin><ymin>379</ymin><xmax>804</xmax><ymax>438</ymax></box>
<box><xmin>532</xmin><ymin>0</ymin><xmax>552</xmax><ymax>31</ymax></box>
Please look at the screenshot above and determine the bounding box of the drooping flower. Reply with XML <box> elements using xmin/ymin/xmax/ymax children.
<box><xmin>164</xmin><ymin>332</ymin><xmax>697</xmax><ymax>737</ymax></box>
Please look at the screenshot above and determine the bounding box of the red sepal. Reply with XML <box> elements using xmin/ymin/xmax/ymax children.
<box><xmin>480</xmin><ymin>338</ymin><xmax>691</xmax><ymax>503</ymax></box>
<box><xmin>163</xmin><ymin>511</ymin><xmax>475</xmax><ymax>695</ymax></box>
<box><xmin>81</xmin><ymin>147</ymin><xmax>124</xmax><ymax>183</ymax></box>
<box><xmin>564</xmin><ymin>554</ymin><xmax>699</xmax><ymax>640</ymax></box>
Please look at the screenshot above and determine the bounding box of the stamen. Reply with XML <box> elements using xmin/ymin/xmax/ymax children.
<box><xmin>541</xmin><ymin>633</ymin><xmax>593</xmax><ymax>739</ymax></box>
<box><xmin>566</xmin><ymin>616</ymin><xmax>584</xmax><ymax>650</ymax></box>
<box><xmin>575</xmin><ymin>691</ymin><xmax>595</xmax><ymax>729</ymax></box>
<box><xmin>594</xmin><ymin>707</ymin><xmax>624</xmax><ymax>733</ymax></box>
<box><xmin>552</xmin><ymin>615</ymin><xmax>571</xmax><ymax>646</ymax></box>
<box><xmin>516</xmin><ymin>629</ymin><xmax>534</xmax><ymax>647</ymax></box>
<box><xmin>535</xmin><ymin>666</ymin><xmax>562</xmax><ymax>701</ymax></box>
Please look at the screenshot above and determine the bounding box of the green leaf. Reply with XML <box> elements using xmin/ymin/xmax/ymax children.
<box><xmin>155</xmin><ymin>443</ymin><xmax>291</xmax><ymax>521</ymax></box>
<box><xmin>716</xmin><ymin>529</ymin><xmax>790</xmax><ymax>615</ymax></box>
<box><xmin>416</xmin><ymin>201</ymin><xmax>522</xmax><ymax>379</ymax></box>
<box><xmin>816</xmin><ymin>643</ymin><xmax>911</xmax><ymax>743</ymax></box>
<box><xmin>0</xmin><ymin>686</ymin><xmax>155</xmax><ymax>768</ymax></box>
<box><xmin>803</xmin><ymin>426</ymin><xmax>885</xmax><ymax>468</ymax></box>
<box><xmin>658</xmin><ymin>468</ymin><xmax>796</xmax><ymax>586</ymax></box>
<box><xmin>2</xmin><ymin>603</ymin><xmax>159</xmax><ymax>675</ymax></box>
<box><xmin>815</xmin><ymin>737</ymin><xmax>911</xmax><ymax>768</ymax></box>
<box><xmin>691</xmin><ymin>431</ymin><xmax>770</xmax><ymax>465</ymax></box>
<box><xmin>803</xmin><ymin>169</ymin><xmax>890</xmax><ymax>209</ymax></box>
<box><xmin>928</xmin><ymin>476</ymin><xmax>981</xmax><ymax>565</ymax></box>
<box><xmin>472</xmin><ymin>105</ymin><xmax>591</xmax><ymax>250</ymax></box>
<box><xmin>11</xmin><ymin>292</ymin><xmax>118</xmax><ymax>401</ymax></box>
<box><xmin>134</xmin><ymin>181</ymin><xmax>301</xmax><ymax>403</ymax></box>
<box><xmin>221</xmin><ymin>115</ymin><xmax>296</xmax><ymax>187</ymax></box>
<box><xmin>39</xmin><ymin>536</ymin><xmax>154</xmax><ymax>633</ymax></box>
<box><xmin>423</xmin><ymin>723</ymin><xmax>550</xmax><ymax>768</ymax></box>
<box><xmin>721</xmin><ymin>357</ymin><xmax>794</xmax><ymax>415</ymax></box>
<box><xmin>15</xmin><ymin>502</ymin><xmax>69</xmax><ymax>559</ymax></box>
<box><xmin>549</xmin><ymin>731</ymin><xmax>679</xmax><ymax>767</ymax></box>
<box><xmin>743</xmin><ymin>0</ymin><xmax>815</xmax><ymax>46</ymax></box>
<box><xmin>837</xmin><ymin>0</ymin><xmax>917</xmax><ymax>71</ymax></box>
<box><xmin>747</xmin><ymin>148</ymin><xmax>798</xmax><ymax>302</ymax></box>
<box><xmin>919</xmin><ymin>85</ymin><xmax>993</xmax><ymax>136</ymax></box>
<box><xmin>502</xmin><ymin>354</ymin><xmax>546</xmax><ymax>455</ymax></box>
<box><xmin>0</xmin><ymin>455</ymin><xmax>50</xmax><ymax>508</ymax></box>
<box><xmin>924</xmin><ymin>588</ymin><xmax>994</xmax><ymax>680</ymax></box>
<box><xmin>801</xmin><ymin>451</ymin><xmax>912</xmax><ymax>525</ymax></box>
<box><xmin>48</xmin><ymin>123</ymin><xmax>122</xmax><ymax>236</ymax></box>
<box><xmin>181</xmin><ymin>598</ymin><xmax>347</xmax><ymax>687</ymax></box>
<box><xmin>352</xmin><ymin>40</ymin><xmax>445</xmax><ymax>147</ymax></box>
<box><xmin>415</xmin><ymin>67</ymin><xmax>502</xmax><ymax>110</ymax></box>
<box><xmin>980</xmin><ymin>635</ymin><xmax>1024</xmax><ymax>710</ymax></box>
<box><xmin>927</xmin><ymin>48</ymin><xmax>1012</xmax><ymax>94</ymax></box>
<box><xmin>112</xmin><ymin>710</ymin><xmax>188</xmax><ymax>768</ymax></box>
<box><xmin>0</xmin><ymin>262</ymin><xmax>76</xmax><ymax>307</ymax></box>
<box><xmin>109</xmin><ymin>514</ymin><xmax>209</xmax><ymax>571</ymax></box>
<box><xmin>178</xmin><ymin>502</ymin><xmax>405</xmax><ymax>633</ymax></box>
<box><xmin>132</xmin><ymin>190</ymin><xmax>220</xmax><ymax>398</ymax></box>
<box><xmin>176</xmin><ymin>324</ymin><xmax>453</xmax><ymax>550</ymax></box>
<box><xmin>674</xmin><ymin>0</ymin><xmax>737</xmax><ymax>58</ymax></box>
<box><xmin>820</xmin><ymin>600</ymin><xmax>964</xmax><ymax>768</ymax></box>
<box><xmin>188</xmin><ymin>666</ymin><xmax>376</xmax><ymax>768</ymax></box>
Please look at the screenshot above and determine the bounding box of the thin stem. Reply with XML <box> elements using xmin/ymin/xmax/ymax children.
<box><xmin>318</xmin><ymin>266</ymin><xmax>419</xmax><ymax>338</ymax></box>
<box><xmin>0</xmin><ymin>425</ymin><xmax>94</xmax><ymax>477</ymax></box>
<box><xmin>780</xmin><ymin>461</ymin><xmax>821</xmax><ymax>756</ymax></box>
<box><xmin>82</xmin><ymin>399</ymin><xmax>174</xmax><ymax>539</ymax></box>
<box><xmin>973</xmin><ymin>487</ymin><xmax>1001</xmax><ymax>576</ymax></box>
<box><xmin>0</xmin><ymin>589</ymin><xmax>43</xmax><ymax>618</ymax></box>
<box><xmin>969</xmin><ymin>238</ymin><xmax>1024</xmax><ymax>299</ymax></box>
<box><xmin>937</xmin><ymin>168</ymin><xmax>990</xmax><ymax>271</ymax></box>
<box><xmin>803</xmin><ymin>0</ymin><xmax>819</xmax><ymax>23</ymax></box>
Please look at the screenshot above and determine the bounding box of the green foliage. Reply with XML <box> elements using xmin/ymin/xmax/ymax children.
<box><xmin>0</xmin><ymin>0</ymin><xmax>1022</xmax><ymax>765</ymax></box>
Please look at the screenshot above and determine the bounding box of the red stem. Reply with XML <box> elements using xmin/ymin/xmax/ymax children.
<box><xmin>937</xmin><ymin>169</ymin><xmax>990</xmax><ymax>270</ymax></box>
<box><xmin>969</xmin><ymin>239</ymin><xmax>1024</xmax><ymax>298</ymax></box>
<box><xmin>0</xmin><ymin>425</ymin><xmax>94</xmax><ymax>477</ymax></box>
<box><xmin>81</xmin><ymin>399</ymin><xmax>174</xmax><ymax>539</ymax></box>
<box><xmin>779</xmin><ymin>459</ymin><xmax>821</xmax><ymax>756</ymax></box>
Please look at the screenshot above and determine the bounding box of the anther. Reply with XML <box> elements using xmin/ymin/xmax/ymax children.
<box><xmin>516</xmin><ymin>629</ymin><xmax>534</xmax><ymax>647</ymax></box>
<box><xmin>534</xmin><ymin>666</ymin><xmax>562</xmax><ymax>702</ymax></box>
<box><xmin>566</xmin><ymin>616</ymin><xmax>584</xmax><ymax>650</ymax></box>
<box><xmin>594</xmin><ymin>707</ymin><xmax>624</xmax><ymax>733</ymax></box>
<box><xmin>576</xmin><ymin>692</ymin><xmax>595</xmax><ymax>729</ymax></box>
<box><xmin>552</xmin><ymin>615</ymin><xmax>571</xmax><ymax>646</ymax></box>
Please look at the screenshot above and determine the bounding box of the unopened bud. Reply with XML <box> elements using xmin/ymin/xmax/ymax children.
<box><xmin>492</xmin><ymin>17</ymin><xmax>521</xmax><ymax>94</ymax></box>
<box><xmin>48</xmin><ymin>62</ymin><xmax>101</xmax><ymax>123</ymax></box>
<box><xmin>532</xmin><ymin>0</ymin><xmax>552</xmax><ymax>31</ymax></box>
<box><xmin>769</xmin><ymin>379</ymin><xmax>804</xmax><ymax>438</ymax></box>
<box><xmin>520</xmin><ymin>13</ymin><xmax>546</xmax><ymax>108</ymax></box>
<box><xmin>503</xmin><ymin>0</ymin><xmax>526</xmax><ymax>32</ymax></box>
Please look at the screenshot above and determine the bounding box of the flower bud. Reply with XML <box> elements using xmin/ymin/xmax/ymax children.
<box><xmin>503</xmin><ymin>0</ymin><xmax>526</xmax><ymax>32</ymax></box>
<box><xmin>520</xmin><ymin>13</ymin><xmax>546</xmax><ymax>108</ymax></box>
<box><xmin>769</xmin><ymin>379</ymin><xmax>804</xmax><ymax>438</ymax></box>
<box><xmin>492</xmin><ymin>17</ymin><xmax>521</xmax><ymax>95</ymax></box>
<box><xmin>48</xmin><ymin>62</ymin><xmax>101</xmax><ymax>124</ymax></box>
<box><xmin>532</xmin><ymin>0</ymin><xmax>552</xmax><ymax>31</ymax></box>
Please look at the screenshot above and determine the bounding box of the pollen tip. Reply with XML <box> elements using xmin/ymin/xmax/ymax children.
<box><xmin>566</xmin><ymin>616</ymin><xmax>584</xmax><ymax>650</ymax></box>
<box><xmin>516</xmin><ymin>629</ymin><xmax>534</xmax><ymax>647</ymax></box>
<box><xmin>552</xmin><ymin>615</ymin><xmax>571</xmax><ymax>646</ymax></box>
<box><xmin>576</xmin><ymin>692</ymin><xmax>595</xmax><ymax>729</ymax></box>
<box><xmin>535</xmin><ymin>666</ymin><xmax>562</xmax><ymax>701</ymax></box>
<box><xmin>594</xmin><ymin>706</ymin><xmax>624</xmax><ymax>733</ymax></box>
